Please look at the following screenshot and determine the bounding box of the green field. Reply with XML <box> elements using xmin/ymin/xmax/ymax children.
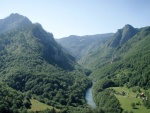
<box><xmin>28</xmin><ymin>99</ymin><xmax>59</xmax><ymax>112</ymax></box>
<box><xmin>111</xmin><ymin>87</ymin><xmax>150</xmax><ymax>113</ymax></box>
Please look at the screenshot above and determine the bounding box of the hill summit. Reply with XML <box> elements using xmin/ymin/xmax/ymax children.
<box><xmin>0</xmin><ymin>13</ymin><xmax>32</xmax><ymax>34</ymax></box>
<box><xmin>109</xmin><ymin>24</ymin><xmax>138</xmax><ymax>47</ymax></box>
<box><xmin>0</xmin><ymin>13</ymin><xmax>75</xmax><ymax>70</ymax></box>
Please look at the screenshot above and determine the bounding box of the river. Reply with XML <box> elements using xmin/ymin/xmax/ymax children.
<box><xmin>85</xmin><ymin>86</ymin><xmax>96</xmax><ymax>108</ymax></box>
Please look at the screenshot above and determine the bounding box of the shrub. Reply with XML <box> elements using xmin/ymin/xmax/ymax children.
<box><xmin>131</xmin><ymin>103</ymin><xmax>136</xmax><ymax>109</ymax></box>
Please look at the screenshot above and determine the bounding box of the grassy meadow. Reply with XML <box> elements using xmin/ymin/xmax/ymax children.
<box><xmin>28</xmin><ymin>99</ymin><xmax>59</xmax><ymax>112</ymax></box>
<box><xmin>110</xmin><ymin>87</ymin><xmax>150</xmax><ymax>113</ymax></box>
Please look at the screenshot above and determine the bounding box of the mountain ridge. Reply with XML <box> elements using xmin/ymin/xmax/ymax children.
<box><xmin>0</xmin><ymin>13</ymin><xmax>32</xmax><ymax>34</ymax></box>
<box><xmin>109</xmin><ymin>24</ymin><xmax>138</xmax><ymax>48</ymax></box>
<box><xmin>57</xmin><ymin>33</ymin><xmax>114</xmax><ymax>59</ymax></box>
<box><xmin>0</xmin><ymin>13</ymin><xmax>92</xmax><ymax>112</ymax></box>
<box><xmin>0</xmin><ymin>13</ymin><xmax>76</xmax><ymax>70</ymax></box>
<box><xmin>0</xmin><ymin>13</ymin><xmax>150</xmax><ymax>113</ymax></box>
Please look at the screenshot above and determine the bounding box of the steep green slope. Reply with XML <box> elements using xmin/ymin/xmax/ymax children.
<box><xmin>0</xmin><ymin>14</ymin><xmax>91</xmax><ymax>112</ymax></box>
<box><xmin>79</xmin><ymin>25</ymin><xmax>139</xmax><ymax>70</ymax></box>
<box><xmin>92</xmin><ymin>26</ymin><xmax>150</xmax><ymax>88</ymax></box>
<box><xmin>91</xmin><ymin>26</ymin><xmax>150</xmax><ymax>112</ymax></box>
<box><xmin>0</xmin><ymin>14</ymin><xmax>76</xmax><ymax>71</ymax></box>
<box><xmin>57</xmin><ymin>33</ymin><xmax>114</xmax><ymax>59</ymax></box>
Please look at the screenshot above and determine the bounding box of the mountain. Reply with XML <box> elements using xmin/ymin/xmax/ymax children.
<box><xmin>0</xmin><ymin>13</ymin><xmax>75</xmax><ymax>71</ymax></box>
<box><xmin>90</xmin><ymin>26</ymin><xmax>150</xmax><ymax>112</ymax></box>
<box><xmin>109</xmin><ymin>24</ymin><xmax>138</xmax><ymax>48</ymax></box>
<box><xmin>0</xmin><ymin>13</ymin><xmax>91</xmax><ymax>112</ymax></box>
<box><xmin>57</xmin><ymin>24</ymin><xmax>150</xmax><ymax>112</ymax></box>
<box><xmin>0</xmin><ymin>13</ymin><xmax>150</xmax><ymax>113</ymax></box>
<box><xmin>78</xmin><ymin>25</ymin><xmax>139</xmax><ymax>69</ymax></box>
<box><xmin>109</xmin><ymin>26</ymin><xmax>150</xmax><ymax>88</ymax></box>
<box><xmin>57</xmin><ymin>33</ymin><xmax>114</xmax><ymax>59</ymax></box>
<box><xmin>0</xmin><ymin>13</ymin><xmax>32</xmax><ymax>34</ymax></box>
<box><xmin>91</xmin><ymin>26</ymin><xmax>150</xmax><ymax>83</ymax></box>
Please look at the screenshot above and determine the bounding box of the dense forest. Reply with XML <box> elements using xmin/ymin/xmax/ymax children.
<box><xmin>0</xmin><ymin>13</ymin><xmax>150</xmax><ymax>113</ymax></box>
<box><xmin>0</xmin><ymin>14</ymin><xmax>92</xmax><ymax>113</ymax></box>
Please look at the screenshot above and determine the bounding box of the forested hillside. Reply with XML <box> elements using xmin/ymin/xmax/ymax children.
<box><xmin>91</xmin><ymin>26</ymin><xmax>150</xmax><ymax>88</ymax></box>
<box><xmin>0</xmin><ymin>14</ymin><xmax>92</xmax><ymax>113</ymax></box>
<box><xmin>78</xmin><ymin>25</ymin><xmax>139</xmax><ymax>70</ymax></box>
<box><xmin>0</xmin><ymin>13</ymin><xmax>150</xmax><ymax>113</ymax></box>
<box><xmin>58</xmin><ymin>24</ymin><xmax>150</xmax><ymax>113</ymax></box>
<box><xmin>0</xmin><ymin>82</ymin><xmax>31</xmax><ymax>113</ymax></box>
<box><xmin>91</xmin><ymin>25</ymin><xmax>150</xmax><ymax>112</ymax></box>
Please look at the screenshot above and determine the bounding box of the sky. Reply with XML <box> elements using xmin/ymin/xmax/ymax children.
<box><xmin>0</xmin><ymin>0</ymin><xmax>150</xmax><ymax>38</ymax></box>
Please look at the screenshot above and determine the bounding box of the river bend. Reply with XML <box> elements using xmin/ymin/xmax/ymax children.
<box><xmin>85</xmin><ymin>86</ymin><xmax>96</xmax><ymax>108</ymax></box>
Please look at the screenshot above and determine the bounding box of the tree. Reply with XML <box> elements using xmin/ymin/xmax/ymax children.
<box><xmin>129</xmin><ymin>111</ymin><xmax>134</xmax><ymax>113</ymax></box>
<box><xmin>131</xmin><ymin>103</ymin><xmax>136</xmax><ymax>109</ymax></box>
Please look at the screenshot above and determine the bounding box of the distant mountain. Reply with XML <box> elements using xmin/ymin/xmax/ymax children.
<box><xmin>109</xmin><ymin>24</ymin><xmax>138</xmax><ymax>47</ymax></box>
<box><xmin>79</xmin><ymin>25</ymin><xmax>139</xmax><ymax>69</ymax></box>
<box><xmin>0</xmin><ymin>13</ymin><xmax>91</xmax><ymax>111</ymax></box>
<box><xmin>57</xmin><ymin>33</ymin><xmax>114</xmax><ymax>59</ymax></box>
